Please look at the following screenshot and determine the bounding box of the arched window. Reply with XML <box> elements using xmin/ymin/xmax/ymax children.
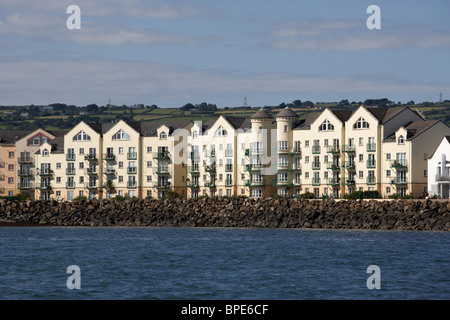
<box><xmin>73</xmin><ymin>130</ymin><xmax>91</xmax><ymax>141</ymax></box>
<box><xmin>353</xmin><ymin>117</ymin><xmax>369</xmax><ymax>129</ymax></box>
<box><xmin>319</xmin><ymin>119</ymin><xmax>334</xmax><ymax>131</ymax></box>
<box><xmin>215</xmin><ymin>126</ymin><xmax>227</xmax><ymax>136</ymax></box>
<box><xmin>398</xmin><ymin>135</ymin><xmax>404</xmax><ymax>144</ymax></box>
<box><xmin>160</xmin><ymin>131</ymin><xmax>167</xmax><ymax>140</ymax></box>
<box><xmin>112</xmin><ymin>130</ymin><xmax>130</xmax><ymax>140</ymax></box>
<box><xmin>193</xmin><ymin>130</ymin><xmax>198</xmax><ymax>138</ymax></box>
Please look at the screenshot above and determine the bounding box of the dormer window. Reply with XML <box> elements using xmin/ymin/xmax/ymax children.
<box><xmin>73</xmin><ymin>130</ymin><xmax>90</xmax><ymax>141</ymax></box>
<box><xmin>354</xmin><ymin>117</ymin><xmax>369</xmax><ymax>129</ymax></box>
<box><xmin>113</xmin><ymin>130</ymin><xmax>130</xmax><ymax>140</ymax></box>
<box><xmin>398</xmin><ymin>135</ymin><xmax>405</xmax><ymax>144</ymax></box>
<box><xmin>43</xmin><ymin>149</ymin><xmax>49</xmax><ymax>156</ymax></box>
<box><xmin>160</xmin><ymin>131</ymin><xmax>167</xmax><ymax>140</ymax></box>
<box><xmin>319</xmin><ymin>119</ymin><xmax>334</xmax><ymax>131</ymax></box>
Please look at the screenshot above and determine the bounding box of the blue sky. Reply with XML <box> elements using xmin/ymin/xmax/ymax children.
<box><xmin>0</xmin><ymin>0</ymin><xmax>449</xmax><ymax>108</ymax></box>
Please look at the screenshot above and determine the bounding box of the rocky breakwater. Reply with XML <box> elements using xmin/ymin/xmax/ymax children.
<box><xmin>0</xmin><ymin>197</ymin><xmax>449</xmax><ymax>231</ymax></box>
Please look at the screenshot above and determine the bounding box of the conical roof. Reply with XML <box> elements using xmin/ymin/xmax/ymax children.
<box><xmin>251</xmin><ymin>109</ymin><xmax>273</xmax><ymax>119</ymax></box>
<box><xmin>275</xmin><ymin>107</ymin><xmax>298</xmax><ymax>118</ymax></box>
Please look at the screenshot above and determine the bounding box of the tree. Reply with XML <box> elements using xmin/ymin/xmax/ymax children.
<box><xmin>292</xmin><ymin>100</ymin><xmax>302</xmax><ymax>107</ymax></box>
<box><xmin>181</xmin><ymin>103</ymin><xmax>195</xmax><ymax>111</ymax></box>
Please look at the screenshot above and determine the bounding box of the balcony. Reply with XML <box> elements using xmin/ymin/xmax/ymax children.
<box><xmin>127</xmin><ymin>181</ymin><xmax>137</xmax><ymax>189</ymax></box>
<box><xmin>342</xmin><ymin>179</ymin><xmax>356</xmax><ymax>186</ymax></box>
<box><xmin>225</xmin><ymin>179</ymin><xmax>233</xmax><ymax>187</ymax></box>
<box><xmin>244</xmin><ymin>179</ymin><xmax>265</xmax><ymax>187</ymax></box>
<box><xmin>312</xmin><ymin>161</ymin><xmax>320</xmax><ymax>170</ymax></box>
<box><xmin>390</xmin><ymin>160</ymin><xmax>408</xmax><ymax>169</ymax></box>
<box><xmin>155</xmin><ymin>167</ymin><xmax>170</xmax><ymax>175</ymax></box>
<box><xmin>367</xmin><ymin>176</ymin><xmax>376</xmax><ymax>185</ymax></box>
<box><xmin>342</xmin><ymin>145</ymin><xmax>356</xmax><ymax>153</ymax></box>
<box><xmin>436</xmin><ymin>174</ymin><xmax>450</xmax><ymax>182</ymax></box>
<box><xmin>103</xmin><ymin>153</ymin><xmax>115</xmax><ymax>161</ymax></box>
<box><xmin>391</xmin><ymin>177</ymin><xmax>407</xmax><ymax>185</ymax></box>
<box><xmin>312</xmin><ymin>177</ymin><xmax>320</xmax><ymax>186</ymax></box>
<box><xmin>326</xmin><ymin>178</ymin><xmax>340</xmax><ymax>186</ymax></box>
<box><xmin>205</xmin><ymin>165</ymin><xmax>216</xmax><ymax>173</ymax></box>
<box><xmin>66</xmin><ymin>168</ymin><xmax>76</xmax><ymax>175</ymax></box>
<box><xmin>341</xmin><ymin>161</ymin><xmax>355</xmax><ymax>170</ymax></box>
<box><xmin>204</xmin><ymin>180</ymin><xmax>216</xmax><ymax>188</ymax></box>
<box><xmin>36</xmin><ymin>183</ymin><xmax>52</xmax><ymax>190</ymax></box>
<box><xmin>244</xmin><ymin>164</ymin><xmax>264</xmax><ymax>172</ymax></box>
<box><xmin>187</xmin><ymin>181</ymin><xmax>200</xmax><ymax>188</ymax></box>
<box><xmin>127</xmin><ymin>167</ymin><xmax>137</xmax><ymax>174</ymax></box>
<box><xmin>277</xmin><ymin>164</ymin><xmax>301</xmax><ymax>172</ymax></box>
<box><xmin>17</xmin><ymin>182</ymin><xmax>33</xmax><ymax>190</ymax></box>
<box><xmin>367</xmin><ymin>143</ymin><xmax>376</xmax><ymax>152</ymax></box>
<box><xmin>66</xmin><ymin>153</ymin><xmax>76</xmax><ymax>161</ymax></box>
<box><xmin>326</xmin><ymin>162</ymin><xmax>340</xmax><ymax>170</ymax></box>
<box><xmin>366</xmin><ymin>160</ymin><xmax>376</xmax><ymax>168</ymax></box>
<box><xmin>152</xmin><ymin>152</ymin><xmax>168</xmax><ymax>160</ymax></box>
<box><xmin>272</xmin><ymin>179</ymin><xmax>298</xmax><ymax>187</ymax></box>
<box><xmin>327</xmin><ymin>146</ymin><xmax>340</xmax><ymax>154</ymax></box>
<box><xmin>66</xmin><ymin>182</ymin><xmax>76</xmax><ymax>189</ymax></box>
<box><xmin>154</xmin><ymin>181</ymin><xmax>171</xmax><ymax>189</ymax></box>
<box><xmin>17</xmin><ymin>169</ymin><xmax>33</xmax><ymax>177</ymax></box>
<box><xmin>312</xmin><ymin>145</ymin><xmax>321</xmax><ymax>154</ymax></box>
<box><xmin>205</xmin><ymin>150</ymin><xmax>216</xmax><ymax>158</ymax></box>
<box><xmin>104</xmin><ymin>167</ymin><xmax>116</xmax><ymax>175</ymax></box>
<box><xmin>225</xmin><ymin>164</ymin><xmax>233</xmax><ymax>172</ymax></box>
<box><xmin>85</xmin><ymin>183</ymin><xmax>98</xmax><ymax>190</ymax></box>
<box><xmin>37</xmin><ymin>168</ymin><xmax>53</xmax><ymax>176</ymax></box>
<box><xmin>86</xmin><ymin>168</ymin><xmax>98</xmax><ymax>175</ymax></box>
<box><xmin>245</xmin><ymin>148</ymin><xmax>265</xmax><ymax>157</ymax></box>
<box><xmin>189</xmin><ymin>152</ymin><xmax>200</xmax><ymax>160</ymax></box>
<box><xmin>18</xmin><ymin>157</ymin><xmax>33</xmax><ymax>164</ymax></box>
<box><xmin>84</xmin><ymin>154</ymin><xmax>97</xmax><ymax>161</ymax></box>
<box><xmin>277</xmin><ymin>147</ymin><xmax>302</xmax><ymax>156</ymax></box>
<box><xmin>127</xmin><ymin>152</ymin><xmax>138</xmax><ymax>160</ymax></box>
<box><xmin>187</xmin><ymin>165</ymin><xmax>200</xmax><ymax>173</ymax></box>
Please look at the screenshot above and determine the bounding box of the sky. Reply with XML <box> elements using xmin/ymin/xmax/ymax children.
<box><xmin>0</xmin><ymin>0</ymin><xmax>449</xmax><ymax>108</ymax></box>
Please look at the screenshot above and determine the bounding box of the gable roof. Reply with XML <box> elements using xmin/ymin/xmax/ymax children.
<box><xmin>0</xmin><ymin>130</ymin><xmax>33</xmax><ymax>145</ymax></box>
<box><xmin>383</xmin><ymin>120</ymin><xmax>441</xmax><ymax>142</ymax></box>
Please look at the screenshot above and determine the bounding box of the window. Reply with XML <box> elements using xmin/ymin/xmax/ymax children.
<box><xmin>354</xmin><ymin>117</ymin><xmax>369</xmax><ymax>129</ymax></box>
<box><xmin>278</xmin><ymin>141</ymin><xmax>288</xmax><ymax>151</ymax></box>
<box><xmin>79</xmin><ymin>148</ymin><xmax>84</xmax><ymax>155</ymax></box>
<box><xmin>424</xmin><ymin>170</ymin><xmax>427</xmax><ymax>177</ymax></box>
<box><xmin>8</xmin><ymin>164</ymin><xmax>14</xmax><ymax>171</ymax></box>
<box><xmin>113</xmin><ymin>130</ymin><xmax>130</xmax><ymax>140</ymax></box>
<box><xmin>56</xmin><ymin>163</ymin><xmax>61</xmax><ymax>169</ymax></box>
<box><xmin>56</xmin><ymin>191</ymin><xmax>61</xmax><ymax>197</ymax></box>
<box><xmin>359</xmin><ymin>154</ymin><xmax>363</xmax><ymax>162</ymax></box>
<box><xmin>319</xmin><ymin>119</ymin><xmax>334</xmax><ymax>131</ymax></box>
<box><xmin>147</xmin><ymin>147</ymin><xmax>152</xmax><ymax>153</ymax></box>
<box><xmin>147</xmin><ymin>176</ymin><xmax>152</xmax><ymax>182</ymax></box>
<box><xmin>147</xmin><ymin>161</ymin><xmax>152</xmax><ymax>168</ymax></box>
<box><xmin>259</xmin><ymin>126</ymin><xmax>263</xmax><ymax>133</ymax></box>
<box><xmin>43</xmin><ymin>149</ymin><xmax>49</xmax><ymax>156</ymax></box>
<box><xmin>79</xmin><ymin>176</ymin><xmax>84</xmax><ymax>183</ymax></box>
<box><xmin>193</xmin><ymin>130</ymin><xmax>198</xmax><ymax>138</ymax></box>
<box><xmin>215</xmin><ymin>126</ymin><xmax>227</xmax><ymax>136</ymax></box>
<box><xmin>119</xmin><ymin>176</ymin><xmax>123</xmax><ymax>183</ymax></box>
<box><xmin>278</xmin><ymin>156</ymin><xmax>288</xmax><ymax>168</ymax></box>
<box><xmin>324</xmin><ymin>155</ymin><xmax>328</xmax><ymax>163</ymax></box>
<box><xmin>386</xmin><ymin>170</ymin><xmax>391</xmax><ymax>177</ymax></box>
<box><xmin>424</xmin><ymin>153</ymin><xmax>428</xmax><ymax>160</ymax></box>
<box><xmin>305</xmin><ymin>156</ymin><xmax>309</xmax><ymax>163</ymax></box>
<box><xmin>119</xmin><ymin>161</ymin><xmax>123</xmax><ymax>168</ymax></box>
<box><xmin>305</xmin><ymin>172</ymin><xmax>309</xmax><ymax>178</ymax></box>
<box><xmin>119</xmin><ymin>147</ymin><xmax>123</xmax><ymax>154</ymax></box>
<box><xmin>73</xmin><ymin>130</ymin><xmax>91</xmax><ymax>141</ymax></box>
<box><xmin>359</xmin><ymin>137</ymin><xmax>363</xmax><ymax>146</ymax></box>
<box><xmin>386</xmin><ymin>187</ymin><xmax>391</xmax><ymax>194</ymax></box>
<box><xmin>284</xmin><ymin>125</ymin><xmax>288</xmax><ymax>132</ymax></box>
<box><xmin>324</xmin><ymin>139</ymin><xmax>328</xmax><ymax>147</ymax></box>
<box><xmin>56</xmin><ymin>177</ymin><xmax>61</xmax><ymax>183</ymax></box>
<box><xmin>8</xmin><ymin>152</ymin><xmax>14</xmax><ymax>158</ymax></box>
<box><xmin>8</xmin><ymin>177</ymin><xmax>13</xmax><ymax>184</ymax></box>
<box><xmin>79</xmin><ymin>162</ymin><xmax>84</xmax><ymax>169</ymax></box>
<box><xmin>359</xmin><ymin>171</ymin><xmax>364</xmax><ymax>178</ymax></box>
<box><xmin>160</xmin><ymin>131</ymin><xmax>167</xmax><ymax>140</ymax></box>
<box><xmin>398</xmin><ymin>135</ymin><xmax>404</xmax><ymax>144</ymax></box>
<box><xmin>305</xmin><ymin>140</ymin><xmax>309</xmax><ymax>147</ymax></box>
<box><xmin>386</xmin><ymin>153</ymin><xmax>391</xmax><ymax>160</ymax></box>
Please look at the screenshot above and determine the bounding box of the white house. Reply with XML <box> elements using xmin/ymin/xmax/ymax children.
<box><xmin>428</xmin><ymin>136</ymin><xmax>450</xmax><ymax>198</ymax></box>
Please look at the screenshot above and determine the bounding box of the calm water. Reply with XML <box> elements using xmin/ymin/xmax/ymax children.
<box><xmin>0</xmin><ymin>227</ymin><xmax>448</xmax><ymax>300</ymax></box>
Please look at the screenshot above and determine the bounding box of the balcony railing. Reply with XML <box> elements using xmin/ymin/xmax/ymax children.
<box><xmin>66</xmin><ymin>167</ymin><xmax>76</xmax><ymax>175</ymax></box>
<box><xmin>127</xmin><ymin>152</ymin><xmax>138</xmax><ymax>160</ymax></box>
<box><xmin>127</xmin><ymin>167</ymin><xmax>137</xmax><ymax>174</ymax></box>
<box><xmin>367</xmin><ymin>176</ymin><xmax>376</xmax><ymax>185</ymax></box>
<box><xmin>367</xmin><ymin>143</ymin><xmax>376</xmax><ymax>152</ymax></box>
<box><xmin>205</xmin><ymin>150</ymin><xmax>216</xmax><ymax>158</ymax></box>
<box><xmin>326</xmin><ymin>162</ymin><xmax>340</xmax><ymax>170</ymax></box>
<box><xmin>244</xmin><ymin>164</ymin><xmax>264</xmax><ymax>172</ymax></box>
<box><xmin>152</xmin><ymin>152</ymin><xmax>169</xmax><ymax>160</ymax></box>
<box><xmin>155</xmin><ymin>167</ymin><xmax>170</xmax><ymax>175</ymax></box>
<box><xmin>277</xmin><ymin>147</ymin><xmax>302</xmax><ymax>156</ymax></box>
<box><xmin>36</xmin><ymin>183</ymin><xmax>52</xmax><ymax>190</ymax></box>
<box><xmin>277</xmin><ymin>164</ymin><xmax>301</xmax><ymax>171</ymax></box>
<box><xmin>312</xmin><ymin>145</ymin><xmax>321</xmax><ymax>154</ymax></box>
<box><xmin>189</xmin><ymin>152</ymin><xmax>200</xmax><ymax>160</ymax></box>
<box><xmin>326</xmin><ymin>178</ymin><xmax>340</xmax><ymax>186</ymax></box>
<box><xmin>84</xmin><ymin>154</ymin><xmax>97</xmax><ymax>161</ymax></box>
<box><xmin>86</xmin><ymin>168</ymin><xmax>97</xmax><ymax>175</ymax></box>
<box><xmin>205</xmin><ymin>165</ymin><xmax>216</xmax><ymax>173</ymax></box>
<box><xmin>127</xmin><ymin>181</ymin><xmax>137</xmax><ymax>189</ymax></box>
<box><xmin>312</xmin><ymin>177</ymin><xmax>320</xmax><ymax>186</ymax></box>
<box><xmin>327</xmin><ymin>146</ymin><xmax>340</xmax><ymax>154</ymax></box>
<box><xmin>391</xmin><ymin>177</ymin><xmax>407</xmax><ymax>185</ymax></box>
<box><xmin>272</xmin><ymin>179</ymin><xmax>299</xmax><ymax>187</ymax></box>
<box><xmin>66</xmin><ymin>153</ymin><xmax>76</xmax><ymax>161</ymax></box>
<box><xmin>225</xmin><ymin>179</ymin><xmax>233</xmax><ymax>187</ymax></box>
<box><xmin>37</xmin><ymin>168</ymin><xmax>54</xmax><ymax>176</ymax></box>
<box><xmin>312</xmin><ymin>161</ymin><xmax>320</xmax><ymax>170</ymax></box>
<box><xmin>341</xmin><ymin>161</ymin><xmax>355</xmax><ymax>170</ymax></box>
<box><xmin>103</xmin><ymin>153</ymin><xmax>115</xmax><ymax>161</ymax></box>
<box><xmin>342</xmin><ymin>145</ymin><xmax>356</xmax><ymax>153</ymax></box>
<box><xmin>104</xmin><ymin>167</ymin><xmax>116</xmax><ymax>175</ymax></box>
<box><xmin>187</xmin><ymin>181</ymin><xmax>200</xmax><ymax>188</ymax></box>
<box><xmin>85</xmin><ymin>183</ymin><xmax>98</xmax><ymax>189</ymax></box>
<box><xmin>17</xmin><ymin>182</ymin><xmax>33</xmax><ymax>190</ymax></box>
<box><xmin>390</xmin><ymin>160</ymin><xmax>408</xmax><ymax>168</ymax></box>
<box><xmin>244</xmin><ymin>179</ymin><xmax>265</xmax><ymax>187</ymax></box>
<box><xmin>342</xmin><ymin>179</ymin><xmax>355</xmax><ymax>185</ymax></box>
<box><xmin>18</xmin><ymin>157</ymin><xmax>33</xmax><ymax>164</ymax></box>
<box><xmin>366</xmin><ymin>160</ymin><xmax>376</xmax><ymax>168</ymax></box>
<box><xmin>188</xmin><ymin>165</ymin><xmax>200</xmax><ymax>173</ymax></box>
<box><xmin>204</xmin><ymin>180</ymin><xmax>216</xmax><ymax>188</ymax></box>
<box><xmin>436</xmin><ymin>174</ymin><xmax>450</xmax><ymax>182</ymax></box>
<box><xmin>245</xmin><ymin>148</ymin><xmax>265</xmax><ymax>157</ymax></box>
<box><xmin>66</xmin><ymin>182</ymin><xmax>76</xmax><ymax>189</ymax></box>
<box><xmin>225</xmin><ymin>164</ymin><xmax>233</xmax><ymax>172</ymax></box>
<box><xmin>17</xmin><ymin>169</ymin><xmax>33</xmax><ymax>177</ymax></box>
<box><xmin>154</xmin><ymin>181</ymin><xmax>171</xmax><ymax>189</ymax></box>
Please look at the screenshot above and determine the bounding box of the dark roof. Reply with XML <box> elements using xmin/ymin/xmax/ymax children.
<box><xmin>275</xmin><ymin>107</ymin><xmax>298</xmax><ymax>118</ymax></box>
<box><xmin>251</xmin><ymin>109</ymin><xmax>273</xmax><ymax>120</ymax></box>
<box><xmin>86</xmin><ymin>122</ymin><xmax>116</xmax><ymax>135</ymax></box>
<box><xmin>366</xmin><ymin>107</ymin><xmax>409</xmax><ymax>124</ymax></box>
<box><xmin>139</xmin><ymin>120</ymin><xmax>192</xmax><ymax>137</ymax></box>
<box><xmin>331</xmin><ymin>110</ymin><xmax>353</xmax><ymax>122</ymax></box>
<box><xmin>293</xmin><ymin>113</ymin><xmax>321</xmax><ymax>130</ymax></box>
<box><xmin>383</xmin><ymin>120</ymin><xmax>441</xmax><ymax>142</ymax></box>
<box><xmin>0</xmin><ymin>130</ymin><xmax>33</xmax><ymax>144</ymax></box>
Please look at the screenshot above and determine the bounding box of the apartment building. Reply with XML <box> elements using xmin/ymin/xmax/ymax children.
<box><xmin>428</xmin><ymin>136</ymin><xmax>450</xmax><ymax>198</ymax></box>
<box><xmin>4</xmin><ymin>105</ymin><xmax>450</xmax><ymax>201</ymax></box>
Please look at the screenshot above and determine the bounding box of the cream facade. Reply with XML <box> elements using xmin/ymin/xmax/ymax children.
<box><xmin>5</xmin><ymin>105</ymin><xmax>450</xmax><ymax>201</ymax></box>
